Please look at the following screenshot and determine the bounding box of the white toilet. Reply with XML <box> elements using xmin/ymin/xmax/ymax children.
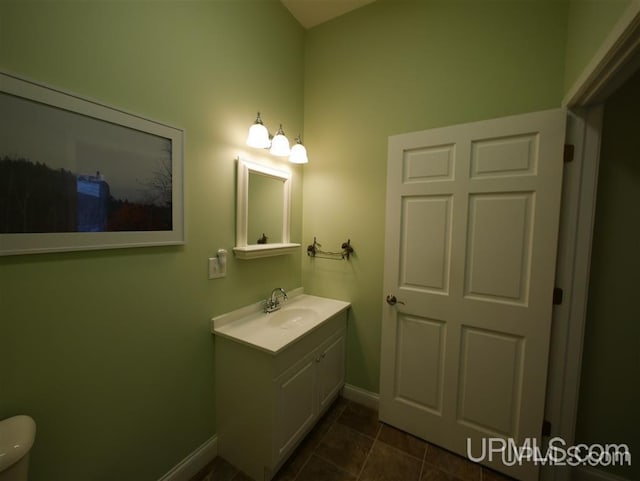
<box><xmin>0</xmin><ymin>415</ymin><xmax>36</xmax><ymax>481</ymax></box>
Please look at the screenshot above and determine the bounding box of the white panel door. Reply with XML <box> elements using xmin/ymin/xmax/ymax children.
<box><xmin>380</xmin><ymin>109</ymin><xmax>566</xmax><ymax>481</ymax></box>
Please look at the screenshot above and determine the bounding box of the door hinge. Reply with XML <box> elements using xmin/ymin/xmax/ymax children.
<box><xmin>542</xmin><ymin>419</ymin><xmax>552</xmax><ymax>437</ymax></box>
<box><xmin>553</xmin><ymin>287</ymin><xmax>564</xmax><ymax>305</ymax></box>
<box><xmin>564</xmin><ymin>144</ymin><xmax>575</xmax><ymax>163</ymax></box>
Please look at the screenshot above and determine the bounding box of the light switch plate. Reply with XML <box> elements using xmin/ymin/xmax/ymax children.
<box><xmin>208</xmin><ymin>257</ymin><xmax>225</xmax><ymax>279</ymax></box>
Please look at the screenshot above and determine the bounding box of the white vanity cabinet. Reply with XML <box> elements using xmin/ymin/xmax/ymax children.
<box><xmin>213</xmin><ymin>297</ymin><xmax>348</xmax><ymax>481</ymax></box>
<box><xmin>317</xmin><ymin>333</ymin><xmax>347</xmax><ymax>411</ymax></box>
<box><xmin>273</xmin><ymin>328</ymin><xmax>345</xmax><ymax>463</ymax></box>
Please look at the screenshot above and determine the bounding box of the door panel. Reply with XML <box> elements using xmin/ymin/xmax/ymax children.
<box><xmin>457</xmin><ymin>327</ymin><xmax>524</xmax><ymax>436</ymax></box>
<box><xmin>380</xmin><ymin>109</ymin><xmax>566</xmax><ymax>481</ymax></box>
<box><xmin>465</xmin><ymin>192</ymin><xmax>533</xmax><ymax>304</ymax></box>
<box><xmin>395</xmin><ymin>315</ymin><xmax>445</xmax><ymax>413</ymax></box>
<box><xmin>470</xmin><ymin>133</ymin><xmax>538</xmax><ymax>177</ymax></box>
<box><xmin>400</xmin><ymin>196</ymin><xmax>453</xmax><ymax>293</ymax></box>
<box><xmin>403</xmin><ymin>144</ymin><xmax>455</xmax><ymax>182</ymax></box>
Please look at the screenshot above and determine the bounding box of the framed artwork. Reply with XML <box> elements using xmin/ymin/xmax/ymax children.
<box><xmin>0</xmin><ymin>71</ymin><xmax>184</xmax><ymax>255</ymax></box>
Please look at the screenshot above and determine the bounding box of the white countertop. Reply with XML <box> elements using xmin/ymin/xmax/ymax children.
<box><xmin>211</xmin><ymin>289</ymin><xmax>350</xmax><ymax>354</ymax></box>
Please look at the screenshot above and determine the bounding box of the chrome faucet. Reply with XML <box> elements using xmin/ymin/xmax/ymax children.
<box><xmin>264</xmin><ymin>287</ymin><xmax>287</xmax><ymax>313</ymax></box>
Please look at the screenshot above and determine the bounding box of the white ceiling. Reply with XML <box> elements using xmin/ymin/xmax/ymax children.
<box><xmin>280</xmin><ymin>0</ymin><xmax>376</xmax><ymax>29</ymax></box>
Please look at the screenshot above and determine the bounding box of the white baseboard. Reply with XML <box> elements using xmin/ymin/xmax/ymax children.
<box><xmin>572</xmin><ymin>465</ymin><xmax>632</xmax><ymax>481</ymax></box>
<box><xmin>157</xmin><ymin>435</ymin><xmax>218</xmax><ymax>481</ymax></box>
<box><xmin>341</xmin><ymin>383</ymin><xmax>380</xmax><ymax>411</ymax></box>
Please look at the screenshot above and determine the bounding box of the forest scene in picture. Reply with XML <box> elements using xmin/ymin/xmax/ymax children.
<box><xmin>0</xmin><ymin>91</ymin><xmax>172</xmax><ymax>234</ymax></box>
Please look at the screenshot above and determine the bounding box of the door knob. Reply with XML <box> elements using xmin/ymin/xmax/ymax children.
<box><xmin>386</xmin><ymin>295</ymin><xmax>405</xmax><ymax>306</ymax></box>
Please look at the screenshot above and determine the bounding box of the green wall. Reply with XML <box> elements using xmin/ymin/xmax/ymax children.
<box><xmin>575</xmin><ymin>67</ymin><xmax>640</xmax><ymax>481</ymax></box>
<box><xmin>301</xmin><ymin>0</ymin><xmax>568</xmax><ymax>393</ymax></box>
<box><xmin>2</xmin><ymin>1</ymin><xmax>638</xmax><ymax>480</ymax></box>
<box><xmin>564</xmin><ymin>0</ymin><xmax>632</xmax><ymax>94</ymax></box>
<box><xmin>0</xmin><ymin>2</ymin><xmax>304</xmax><ymax>480</ymax></box>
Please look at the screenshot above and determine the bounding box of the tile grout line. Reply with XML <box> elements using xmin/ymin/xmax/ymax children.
<box><xmin>312</xmin><ymin>451</ymin><xmax>359</xmax><ymax>479</ymax></box>
<box><xmin>374</xmin><ymin>435</ymin><xmax>428</xmax><ymax>463</ymax></box>
<box><xmin>354</xmin><ymin>422</ymin><xmax>382</xmax><ymax>481</ymax></box>
<box><xmin>418</xmin><ymin>441</ymin><xmax>429</xmax><ymax>481</ymax></box>
<box><xmin>311</xmin><ymin>423</ymin><xmax>367</xmax><ymax>479</ymax></box>
<box><xmin>312</xmin><ymin>409</ymin><xmax>378</xmax><ymax>478</ymax></box>
<box><xmin>291</xmin><ymin>406</ymin><xmax>343</xmax><ymax>481</ymax></box>
<box><xmin>289</xmin><ymin>450</ymin><xmax>312</xmax><ymax>481</ymax></box>
<box><xmin>293</xmin><ymin>399</ymin><xmax>357</xmax><ymax>481</ymax></box>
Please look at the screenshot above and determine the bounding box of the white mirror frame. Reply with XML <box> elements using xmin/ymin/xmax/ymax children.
<box><xmin>233</xmin><ymin>157</ymin><xmax>300</xmax><ymax>259</ymax></box>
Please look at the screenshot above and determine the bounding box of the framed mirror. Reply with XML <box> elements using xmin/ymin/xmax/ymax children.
<box><xmin>233</xmin><ymin>157</ymin><xmax>300</xmax><ymax>259</ymax></box>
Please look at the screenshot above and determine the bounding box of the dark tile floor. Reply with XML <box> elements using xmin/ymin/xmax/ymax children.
<box><xmin>191</xmin><ymin>397</ymin><xmax>514</xmax><ymax>481</ymax></box>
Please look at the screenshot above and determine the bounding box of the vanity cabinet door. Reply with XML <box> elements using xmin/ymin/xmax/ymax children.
<box><xmin>317</xmin><ymin>331</ymin><xmax>346</xmax><ymax>412</ymax></box>
<box><xmin>274</xmin><ymin>356</ymin><xmax>317</xmax><ymax>461</ymax></box>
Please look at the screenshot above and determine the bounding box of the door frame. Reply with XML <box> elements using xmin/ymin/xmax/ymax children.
<box><xmin>544</xmin><ymin>3</ymin><xmax>640</xmax><ymax>481</ymax></box>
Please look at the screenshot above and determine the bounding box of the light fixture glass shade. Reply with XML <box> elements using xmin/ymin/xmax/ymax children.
<box><xmin>246</xmin><ymin>112</ymin><xmax>271</xmax><ymax>149</ymax></box>
<box><xmin>289</xmin><ymin>137</ymin><xmax>308</xmax><ymax>164</ymax></box>
<box><xmin>270</xmin><ymin>124</ymin><xmax>290</xmax><ymax>157</ymax></box>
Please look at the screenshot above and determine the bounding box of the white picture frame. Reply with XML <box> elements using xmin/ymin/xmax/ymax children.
<box><xmin>0</xmin><ymin>71</ymin><xmax>184</xmax><ymax>256</ymax></box>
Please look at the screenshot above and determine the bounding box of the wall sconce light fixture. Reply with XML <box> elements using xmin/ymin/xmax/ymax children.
<box><xmin>246</xmin><ymin>112</ymin><xmax>271</xmax><ymax>149</ymax></box>
<box><xmin>246</xmin><ymin>112</ymin><xmax>308</xmax><ymax>164</ymax></box>
<box><xmin>270</xmin><ymin>124</ymin><xmax>291</xmax><ymax>157</ymax></box>
<box><xmin>289</xmin><ymin>136</ymin><xmax>308</xmax><ymax>164</ymax></box>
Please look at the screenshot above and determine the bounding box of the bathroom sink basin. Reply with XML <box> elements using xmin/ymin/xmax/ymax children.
<box><xmin>266</xmin><ymin>307</ymin><xmax>319</xmax><ymax>328</ymax></box>
<box><xmin>212</xmin><ymin>289</ymin><xmax>350</xmax><ymax>354</ymax></box>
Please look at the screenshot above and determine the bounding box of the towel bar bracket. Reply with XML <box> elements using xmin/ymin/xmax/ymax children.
<box><xmin>306</xmin><ymin>237</ymin><xmax>354</xmax><ymax>260</ymax></box>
